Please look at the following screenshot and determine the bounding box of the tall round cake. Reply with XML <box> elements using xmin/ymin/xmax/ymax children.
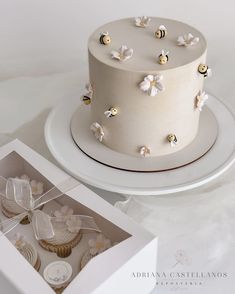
<box><xmin>82</xmin><ymin>17</ymin><xmax>210</xmax><ymax>158</ymax></box>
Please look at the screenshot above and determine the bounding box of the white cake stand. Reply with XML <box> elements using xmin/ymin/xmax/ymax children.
<box><xmin>45</xmin><ymin>94</ymin><xmax>235</xmax><ymax>196</ymax></box>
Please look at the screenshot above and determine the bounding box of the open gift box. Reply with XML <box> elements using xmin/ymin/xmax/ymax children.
<box><xmin>0</xmin><ymin>140</ymin><xmax>157</xmax><ymax>294</ymax></box>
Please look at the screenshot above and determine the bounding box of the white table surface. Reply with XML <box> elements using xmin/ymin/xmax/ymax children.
<box><xmin>0</xmin><ymin>1</ymin><xmax>235</xmax><ymax>293</ymax></box>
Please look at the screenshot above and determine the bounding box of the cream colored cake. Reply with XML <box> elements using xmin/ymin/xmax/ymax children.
<box><xmin>84</xmin><ymin>17</ymin><xmax>210</xmax><ymax>157</ymax></box>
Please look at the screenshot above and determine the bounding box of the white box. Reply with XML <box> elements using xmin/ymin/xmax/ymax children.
<box><xmin>0</xmin><ymin>140</ymin><xmax>157</xmax><ymax>294</ymax></box>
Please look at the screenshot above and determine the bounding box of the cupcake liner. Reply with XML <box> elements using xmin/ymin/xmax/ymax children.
<box><xmin>39</xmin><ymin>231</ymin><xmax>82</xmax><ymax>258</ymax></box>
<box><xmin>19</xmin><ymin>242</ymin><xmax>41</xmax><ymax>271</ymax></box>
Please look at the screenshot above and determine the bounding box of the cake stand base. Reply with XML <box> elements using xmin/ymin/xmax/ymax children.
<box><xmin>45</xmin><ymin>94</ymin><xmax>235</xmax><ymax>196</ymax></box>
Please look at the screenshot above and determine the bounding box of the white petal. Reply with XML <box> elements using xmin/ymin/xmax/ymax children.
<box><xmin>161</xmin><ymin>49</ymin><xmax>169</xmax><ymax>56</ymax></box>
<box><xmin>203</xmin><ymin>93</ymin><xmax>209</xmax><ymax>101</ymax></box>
<box><xmin>155</xmin><ymin>74</ymin><xmax>163</xmax><ymax>82</ymax></box>
<box><xmin>90</xmin><ymin>123</ymin><xmax>97</xmax><ymax>132</ymax></box>
<box><xmin>149</xmin><ymin>86</ymin><xmax>158</xmax><ymax>96</ymax></box>
<box><xmin>86</xmin><ymin>83</ymin><xmax>92</xmax><ymax>93</ymax></box>
<box><xmin>192</xmin><ymin>37</ymin><xmax>199</xmax><ymax>45</ymax></box>
<box><xmin>104</xmin><ymin>110</ymin><xmax>112</xmax><ymax>117</ymax></box>
<box><xmin>156</xmin><ymin>82</ymin><xmax>164</xmax><ymax>92</ymax></box>
<box><xmin>146</xmin><ymin>74</ymin><xmax>154</xmax><ymax>82</ymax></box>
<box><xmin>135</xmin><ymin>18</ymin><xmax>141</xmax><ymax>26</ymax></box>
<box><xmin>123</xmin><ymin>48</ymin><xmax>133</xmax><ymax>60</ymax></box>
<box><xmin>187</xmin><ymin>33</ymin><xmax>194</xmax><ymax>40</ymax></box>
<box><xmin>120</xmin><ymin>45</ymin><xmax>127</xmax><ymax>54</ymax></box>
<box><xmin>139</xmin><ymin>80</ymin><xmax>150</xmax><ymax>92</ymax></box>
<box><xmin>145</xmin><ymin>17</ymin><xmax>151</xmax><ymax>24</ymax></box>
<box><xmin>98</xmin><ymin>130</ymin><xmax>104</xmax><ymax>142</ymax></box>
<box><xmin>20</xmin><ymin>174</ymin><xmax>30</xmax><ymax>182</ymax></box>
<box><xmin>111</xmin><ymin>51</ymin><xmax>121</xmax><ymax>60</ymax></box>
<box><xmin>159</xmin><ymin>25</ymin><xmax>166</xmax><ymax>30</ymax></box>
<box><xmin>139</xmin><ymin>146</ymin><xmax>150</xmax><ymax>157</ymax></box>
<box><xmin>177</xmin><ymin>36</ymin><xmax>186</xmax><ymax>45</ymax></box>
<box><xmin>101</xmin><ymin>31</ymin><xmax>108</xmax><ymax>36</ymax></box>
<box><xmin>207</xmin><ymin>68</ymin><xmax>212</xmax><ymax>77</ymax></box>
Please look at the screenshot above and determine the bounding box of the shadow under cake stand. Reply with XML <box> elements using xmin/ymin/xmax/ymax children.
<box><xmin>45</xmin><ymin>94</ymin><xmax>235</xmax><ymax>196</ymax></box>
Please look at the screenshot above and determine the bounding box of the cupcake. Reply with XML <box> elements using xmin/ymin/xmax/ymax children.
<box><xmin>12</xmin><ymin>233</ymin><xmax>41</xmax><ymax>271</ymax></box>
<box><xmin>80</xmin><ymin>234</ymin><xmax>112</xmax><ymax>269</ymax></box>
<box><xmin>39</xmin><ymin>206</ymin><xmax>82</xmax><ymax>258</ymax></box>
<box><xmin>1</xmin><ymin>175</ymin><xmax>44</xmax><ymax>224</ymax></box>
<box><xmin>43</xmin><ymin>261</ymin><xmax>72</xmax><ymax>293</ymax></box>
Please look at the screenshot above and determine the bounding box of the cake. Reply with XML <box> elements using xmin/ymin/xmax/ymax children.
<box><xmin>81</xmin><ymin>17</ymin><xmax>211</xmax><ymax>158</ymax></box>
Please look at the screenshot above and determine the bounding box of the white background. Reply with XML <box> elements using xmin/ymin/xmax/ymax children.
<box><xmin>0</xmin><ymin>0</ymin><xmax>234</xmax><ymax>134</ymax></box>
<box><xmin>0</xmin><ymin>1</ymin><xmax>235</xmax><ymax>294</ymax></box>
<box><xmin>0</xmin><ymin>0</ymin><xmax>233</xmax><ymax>79</ymax></box>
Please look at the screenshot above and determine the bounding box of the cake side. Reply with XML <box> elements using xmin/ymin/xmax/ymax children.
<box><xmin>86</xmin><ymin>17</ymin><xmax>209</xmax><ymax>157</ymax></box>
<box><xmin>89</xmin><ymin>51</ymin><xmax>206</xmax><ymax>156</ymax></box>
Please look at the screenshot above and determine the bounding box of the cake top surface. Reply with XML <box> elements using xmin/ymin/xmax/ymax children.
<box><xmin>88</xmin><ymin>17</ymin><xmax>207</xmax><ymax>72</ymax></box>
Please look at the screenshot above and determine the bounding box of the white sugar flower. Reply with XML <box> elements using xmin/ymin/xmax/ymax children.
<box><xmin>88</xmin><ymin>234</ymin><xmax>111</xmax><ymax>256</ymax></box>
<box><xmin>177</xmin><ymin>33</ymin><xmax>199</xmax><ymax>47</ymax></box>
<box><xmin>12</xmin><ymin>233</ymin><xmax>26</xmax><ymax>250</ymax></box>
<box><xmin>19</xmin><ymin>174</ymin><xmax>30</xmax><ymax>182</ymax></box>
<box><xmin>139</xmin><ymin>74</ymin><xmax>164</xmax><ymax>96</ymax></box>
<box><xmin>196</xmin><ymin>91</ymin><xmax>208</xmax><ymax>111</ymax></box>
<box><xmin>30</xmin><ymin>180</ymin><xmax>44</xmax><ymax>196</ymax></box>
<box><xmin>54</xmin><ymin>205</ymin><xmax>74</xmax><ymax>222</ymax></box>
<box><xmin>90</xmin><ymin>122</ymin><xmax>104</xmax><ymax>142</ymax></box>
<box><xmin>111</xmin><ymin>45</ymin><xmax>133</xmax><ymax>62</ymax></box>
<box><xmin>15</xmin><ymin>175</ymin><xmax>44</xmax><ymax>195</ymax></box>
<box><xmin>66</xmin><ymin>216</ymin><xmax>82</xmax><ymax>233</ymax></box>
<box><xmin>81</xmin><ymin>83</ymin><xmax>93</xmax><ymax>105</ymax></box>
<box><xmin>135</xmin><ymin>16</ymin><xmax>151</xmax><ymax>28</ymax></box>
<box><xmin>139</xmin><ymin>146</ymin><xmax>151</xmax><ymax>157</ymax></box>
<box><xmin>85</xmin><ymin>83</ymin><xmax>93</xmax><ymax>98</ymax></box>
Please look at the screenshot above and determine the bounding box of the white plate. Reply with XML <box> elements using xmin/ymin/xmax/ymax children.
<box><xmin>45</xmin><ymin>94</ymin><xmax>235</xmax><ymax>196</ymax></box>
<box><xmin>71</xmin><ymin>106</ymin><xmax>217</xmax><ymax>172</ymax></box>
